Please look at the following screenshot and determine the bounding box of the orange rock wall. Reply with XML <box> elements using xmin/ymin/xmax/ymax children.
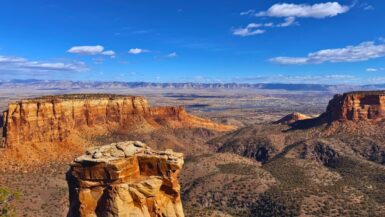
<box><xmin>67</xmin><ymin>141</ymin><xmax>184</xmax><ymax>217</ymax></box>
<box><xmin>2</xmin><ymin>95</ymin><xmax>234</xmax><ymax>147</ymax></box>
<box><xmin>2</xmin><ymin>96</ymin><xmax>149</xmax><ymax>146</ymax></box>
<box><xmin>325</xmin><ymin>92</ymin><xmax>385</xmax><ymax>122</ymax></box>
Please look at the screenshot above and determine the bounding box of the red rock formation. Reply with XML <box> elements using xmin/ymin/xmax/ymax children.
<box><xmin>2</xmin><ymin>94</ymin><xmax>234</xmax><ymax>147</ymax></box>
<box><xmin>67</xmin><ymin>141</ymin><xmax>184</xmax><ymax>217</ymax></box>
<box><xmin>324</xmin><ymin>91</ymin><xmax>385</xmax><ymax>122</ymax></box>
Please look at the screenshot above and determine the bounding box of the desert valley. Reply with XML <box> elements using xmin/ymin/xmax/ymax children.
<box><xmin>1</xmin><ymin>82</ymin><xmax>385</xmax><ymax>216</ymax></box>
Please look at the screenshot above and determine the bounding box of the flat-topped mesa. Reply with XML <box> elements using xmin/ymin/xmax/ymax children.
<box><xmin>2</xmin><ymin>94</ymin><xmax>234</xmax><ymax>147</ymax></box>
<box><xmin>323</xmin><ymin>91</ymin><xmax>385</xmax><ymax>122</ymax></box>
<box><xmin>66</xmin><ymin>141</ymin><xmax>184</xmax><ymax>217</ymax></box>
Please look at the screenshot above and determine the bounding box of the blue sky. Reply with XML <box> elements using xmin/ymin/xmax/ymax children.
<box><xmin>0</xmin><ymin>0</ymin><xmax>384</xmax><ymax>84</ymax></box>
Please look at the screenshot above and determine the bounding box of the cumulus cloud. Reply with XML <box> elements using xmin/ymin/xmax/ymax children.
<box><xmin>256</xmin><ymin>2</ymin><xmax>350</xmax><ymax>18</ymax></box>
<box><xmin>101</xmin><ymin>50</ymin><xmax>115</xmax><ymax>56</ymax></box>
<box><xmin>128</xmin><ymin>48</ymin><xmax>149</xmax><ymax>54</ymax></box>
<box><xmin>235</xmin><ymin>2</ymin><xmax>350</xmax><ymax>36</ymax></box>
<box><xmin>270</xmin><ymin>41</ymin><xmax>385</xmax><ymax>65</ymax></box>
<box><xmin>67</xmin><ymin>45</ymin><xmax>115</xmax><ymax>57</ymax></box>
<box><xmin>232</xmin><ymin>23</ymin><xmax>265</xmax><ymax>36</ymax></box>
<box><xmin>0</xmin><ymin>55</ymin><xmax>87</xmax><ymax>74</ymax></box>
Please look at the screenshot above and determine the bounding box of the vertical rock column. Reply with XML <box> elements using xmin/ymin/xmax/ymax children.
<box><xmin>66</xmin><ymin>141</ymin><xmax>184</xmax><ymax>217</ymax></box>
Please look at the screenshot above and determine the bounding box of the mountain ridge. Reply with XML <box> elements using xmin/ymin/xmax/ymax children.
<box><xmin>3</xmin><ymin>79</ymin><xmax>385</xmax><ymax>92</ymax></box>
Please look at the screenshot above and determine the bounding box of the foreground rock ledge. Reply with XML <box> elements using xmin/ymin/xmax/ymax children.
<box><xmin>66</xmin><ymin>141</ymin><xmax>184</xmax><ymax>217</ymax></box>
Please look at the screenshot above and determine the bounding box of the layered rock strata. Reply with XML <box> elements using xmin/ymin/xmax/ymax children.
<box><xmin>2</xmin><ymin>94</ymin><xmax>234</xmax><ymax>147</ymax></box>
<box><xmin>323</xmin><ymin>91</ymin><xmax>385</xmax><ymax>122</ymax></box>
<box><xmin>67</xmin><ymin>141</ymin><xmax>184</xmax><ymax>217</ymax></box>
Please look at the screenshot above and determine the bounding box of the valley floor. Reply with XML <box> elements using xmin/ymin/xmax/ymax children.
<box><xmin>3</xmin><ymin>88</ymin><xmax>385</xmax><ymax>217</ymax></box>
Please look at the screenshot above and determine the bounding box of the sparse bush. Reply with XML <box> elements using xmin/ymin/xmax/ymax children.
<box><xmin>0</xmin><ymin>187</ymin><xmax>21</xmax><ymax>217</ymax></box>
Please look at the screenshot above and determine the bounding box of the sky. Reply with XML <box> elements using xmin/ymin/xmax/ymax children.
<box><xmin>0</xmin><ymin>0</ymin><xmax>384</xmax><ymax>84</ymax></box>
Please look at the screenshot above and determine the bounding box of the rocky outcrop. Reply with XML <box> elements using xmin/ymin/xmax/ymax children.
<box><xmin>273</xmin><ymin>112</ymin><xmax>312</xmax><ymax>125</ymax></box>
<box><xmin>67</xmin><ymin>141</ymin><xmax>184</xmax><ymax>217</ymax></box>
<box><xmin>290</xmin><ymin>91</ymin><xmax>385</xmax><ymax>129</ymax></box>
<box><xmin>2</xmin><ymin>94</ymin><xmax>234</xmax><ymax>147</ymax></box>
<box><xmin>323</xmin><ymin>91</ymin><xmax>385</xmax><ymax>122</ymax></box>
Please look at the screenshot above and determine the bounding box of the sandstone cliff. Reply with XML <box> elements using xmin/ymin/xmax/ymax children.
<box><xmin>67</xmin><ymin>141</ymin><xmax>184</xmax><ymax>217</ymax></box>
<box><xmin>323</xmin><ymin>91</ymin><xmax>385</xmax><ymax>122</ymax></box>
<box><xmin>2</xmin><ymin>94</ymin><xmax>234</xmax><ymax>147</ymax></box>
<box><xmin>289</xmin><ymin>91</ymin><xmax>385</xmax><ymax>130</ymax></box>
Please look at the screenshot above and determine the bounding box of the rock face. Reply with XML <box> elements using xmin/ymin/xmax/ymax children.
<box><xmin>2</xmin><ymin>94</ymin><xmax>234</xmax><ymax>147</ymax></box>
<box><xmin>323</xmin><ymin>91</ymin><xmax>385</xmax><ymax>122</ymax></box>
<box><xmin>66</xmin><ymin>141</ymin><xmax>184</xmax><ymax>217</ymax></box>
<box><xmin>273</xmin><ymin>112</ymin><xmax>312</xmax><ymax>125</ymax></box>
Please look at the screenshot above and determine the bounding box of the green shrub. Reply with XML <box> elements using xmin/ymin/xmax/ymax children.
<box><xmin>0</xmin><ymin>187</ymin><xmax>21</xmax><ymax>217</ymax></box>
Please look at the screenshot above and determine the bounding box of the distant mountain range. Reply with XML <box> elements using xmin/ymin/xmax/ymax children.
<box><xmin>1</xmin><ymin>79</ymin><xmax>385</xmax><ymax>92</ymax></box>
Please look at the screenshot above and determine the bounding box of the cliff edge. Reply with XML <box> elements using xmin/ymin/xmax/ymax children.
<box><xmin>323</xmin><ymin>91</ymin><xmax>385</xmax><ymax>122</ymax></box>
<box><xmin>66</xmin><ymin>141</ymin><xmax>184</xmax><ymax>217</ymax></box>
<box><xmin>2</xmin><ymin>94</ymin><xmax>234</xmax><ymax>147</ymax></box>
<box><xmin>0</xmin><ymin>94</ymin><xmax>234</xmax><ymax>169</ymax></box>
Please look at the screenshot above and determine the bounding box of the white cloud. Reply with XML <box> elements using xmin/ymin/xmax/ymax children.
<box><xmin>366</xmin><ymin>67</ymin><xmax>384</xmax><ymax>72</ymax></box>
<box><xmin>270</xmin><ymin>41</ymin><xmax>385</xmax><ymax>65</ymax></box>
<box><xmin>0</xmin><ymin>56</ymin><xmax>26</xmax><ymax>63</ymax></box>
<box><xmin>232</xmin><ymin>16</ymin><xmax>298</xmax><ymax>36</ymax></box>
<box><xmin>167</xmin><ymin>52</ymin><xmax>177</xmax><ymax>58</ymax></box>
<box><xmin>240</xmin><ymin>9</ymin><xmax>255</xmax><ymax>16</ymax></box>
<box><xmin>101</xmin><ymin>50</ymin><xmax>115</xmax><ymax>56</ymax></box>
<box><xmin>256</xmin><ymin>2</ymin><xmax>350</xmax><ymax>18</ymax></box>
<box><xmin>277</xmin><ymin>17</ymin><xmax>297</xmax><ymax>27</ymax></box>
<box><xmin>128</xmin><ymin>48</ymin><xmax>149</xmax><ymax>54</ymax></box>
<box><xmin>67</xmin><ymin>45</ymin><xmax>104</xmax><ymax>55</ymax></box>
<box><xmin>270</xmin><ymin>57</ymin><xmax>308</xmax><ymax>65</ymax></box>
<box><xmin>236</xmin><ymin>2</ymin><xmax>350</xmax><ymax>36</ymax></box>
<box><xmin>0</xmin><ymin>55</ymin><xmax>87</xmax><ymax>74</ymax></box>
<box><xmin>67</xmin><ymin>45</ymin><xmax>115</xmax><ymax>57</ymax></box>
<box><xmin>232</xmin><ymin>23</ymin><xmax>265</xmax><ymax>36</ymax></box>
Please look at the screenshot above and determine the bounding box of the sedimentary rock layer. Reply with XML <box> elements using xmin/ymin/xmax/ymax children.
<box><xmin>324</xmin><ymin>91</ymin><xmax>385</xmax><ymax>122</ymax></box>
<box><xmin>67</xmin><ymin>141</ymin><xmax>184</xmax><ymax>217</ymax></box>
<box><xmin>2</xmin><ymin>94</ymin><xmax>234</xmax><ymax>147</ymax></box>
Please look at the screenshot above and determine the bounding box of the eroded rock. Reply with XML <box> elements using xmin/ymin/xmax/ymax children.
<box><xmin>67</xmin><ymin>141</ymin><xmax>184</xmax><ymax>217</ymax></box>
<box><xmin>325</xmin><ymin>91</ymin><xmax>385</xmax><ymax>122</ymax></box>
<box><xmin>2</xmin><ymin>94</ymin><xmax>235</xmax><ymax>148</ymax></box>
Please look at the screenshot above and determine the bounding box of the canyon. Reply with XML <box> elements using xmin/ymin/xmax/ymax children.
<box><xmin>2</xmin><ymin>94</ymin><xmax>234</xmax><ymax>147</ymax></box>
<box><xmin>0</xmin><ymin>94</ymin><xmax>234</xmax><ymax>168</ymax></box>
<box><xmin>2</xmin><ymin>90</ymin><xmax>385</xmax><ymax>216</ymax></box>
